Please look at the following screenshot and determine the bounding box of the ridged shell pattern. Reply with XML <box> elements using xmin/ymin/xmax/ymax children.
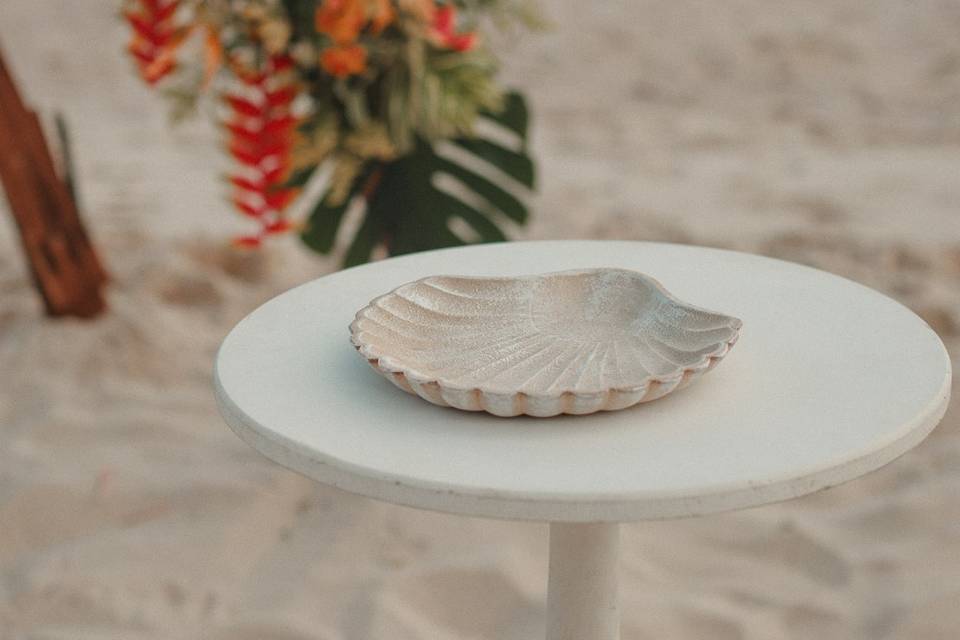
<box><xmin>350</xmin><ymin>268</ymin><xmax>742</xmax><ymax>417</ymax></box>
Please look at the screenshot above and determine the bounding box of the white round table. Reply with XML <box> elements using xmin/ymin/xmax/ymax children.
<box><xmin>214</xmin><ymin>241</ymin><xmax>951</xmax><ymax>640</ymax></box>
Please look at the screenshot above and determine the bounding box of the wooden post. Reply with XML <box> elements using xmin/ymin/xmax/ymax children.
<box><xmin>0</xmin><ymin>44</ymin><xmax>107</xmax><ymax>318</ymax></box>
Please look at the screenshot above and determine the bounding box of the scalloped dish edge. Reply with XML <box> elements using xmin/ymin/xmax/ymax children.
<box><xmin>349</xmin><ymin>269</ymin><xmax>743</xmax><ymax>417</ymax></box>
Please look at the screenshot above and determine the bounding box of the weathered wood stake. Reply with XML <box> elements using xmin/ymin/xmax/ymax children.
<box><xmin>0</xmin><ymin>45</ymin><xmax>107</xmax><ymax>318</ymax></box>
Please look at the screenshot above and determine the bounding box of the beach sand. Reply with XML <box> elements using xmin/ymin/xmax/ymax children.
<box><xmin>1</xmin><ymin>1</ymin><xmax>958</xmax><ymax>638</ymax></box>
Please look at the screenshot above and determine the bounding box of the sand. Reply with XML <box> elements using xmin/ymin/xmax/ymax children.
<box><xmin>1</xmin><ymin>1</ymin><xmax>958</xmax><ymax>638</ymax></box>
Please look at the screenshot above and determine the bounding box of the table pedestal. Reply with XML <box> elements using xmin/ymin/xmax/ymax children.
<box><xmin>547</xmin><ymin>523</ymin><xmax>620</xmax><ymax>640</ymax></box>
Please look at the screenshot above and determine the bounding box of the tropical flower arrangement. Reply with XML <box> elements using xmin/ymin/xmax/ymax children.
<box><xmin>124</xmin><ymin>0</ymin><xmax>539</xmax><ymax>266</ymax></box>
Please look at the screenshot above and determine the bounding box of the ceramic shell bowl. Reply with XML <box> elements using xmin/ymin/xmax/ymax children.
<box><xmin>349</xmin><ymin>268</ymin><xmax>742</xmax><ymax>417</ymax></box>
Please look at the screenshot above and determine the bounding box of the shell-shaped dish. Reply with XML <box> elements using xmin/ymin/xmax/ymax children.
<box><xmin>350</xmin><ymin>268</ymin><xmax>742</xmax><ymax>417</ymax></box>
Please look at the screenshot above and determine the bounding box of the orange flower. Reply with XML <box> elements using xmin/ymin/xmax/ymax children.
<box><xmin>315</xmin><ymin>0</ymin><xmax>367</xmax><ymax>44</ymax></box>
<box><xmin>320</xmin><ymin>44</ymin><xmax>368</xmax><ymax>77</ymax></box>
<box><xmin>202</xmin><ymin>24</ymin><xmax>223</xmax><ymax>87</ymax></box>
<box><xmin>369</xmin><ymin>0</ymin><xmax>396</xmax><ymax>34</ymax></box>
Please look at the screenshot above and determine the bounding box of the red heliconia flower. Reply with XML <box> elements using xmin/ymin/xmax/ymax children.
<box><xmin>225</xmin><ymin>55</ymin><xmax>300</xmax><ymax>247</ymax></box>
<box><xmin>125</xmin><ymin>0</ymin><xmax>183</xmax><ymax>85</ymax></box>
<box><xmin>430</xmin><ymin>4</ymin><xmax>477</xmax><ymax>52</ymax></box>
<box><xmin>232</xmin><ymin>235</ymin><xmax>263</xmax><ymax>249</ymax></box>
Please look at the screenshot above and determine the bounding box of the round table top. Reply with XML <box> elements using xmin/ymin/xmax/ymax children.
<box><xmin>214</xmin><ymin>241</ymin><xmax>951</xmax><ymax>522</ymax></box>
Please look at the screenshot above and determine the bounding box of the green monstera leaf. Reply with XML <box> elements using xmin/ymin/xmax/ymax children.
<box><xmin>301</xmin><ymin>91</ymin><xmax>535</xmax><ymax>267</ymax></box>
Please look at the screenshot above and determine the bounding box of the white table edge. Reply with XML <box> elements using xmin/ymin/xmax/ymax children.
<box><xmin>213</xmin><ymin>350</ymin><xmax>951</xmax><ymax>522</ymax></box>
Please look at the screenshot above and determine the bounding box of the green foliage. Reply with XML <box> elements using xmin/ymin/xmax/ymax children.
<box><xmin>301</xmin><ymin>91</ymin><xmax>533</xmax><ymax>267</ymax></box>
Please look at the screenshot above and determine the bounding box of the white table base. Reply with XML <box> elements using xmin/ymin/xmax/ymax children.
<box><xmin>547</xmin><ymin>523</ymin><xmax>621</xmax><ymax>640</ymax></box>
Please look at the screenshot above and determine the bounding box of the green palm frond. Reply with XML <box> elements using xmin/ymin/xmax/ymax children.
<box><xmin>301</xmin><ymin>91</ymin><xmax>534</xmax><ymax>267</ymax></box>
